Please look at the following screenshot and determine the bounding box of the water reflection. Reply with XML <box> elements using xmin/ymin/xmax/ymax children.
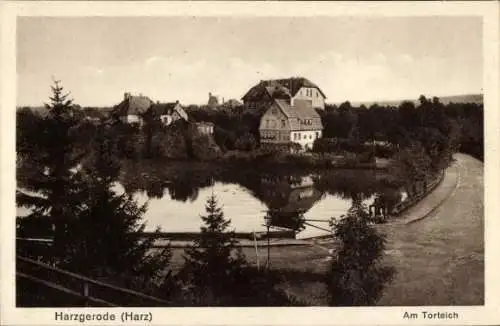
<box><xmin>120</xmin><ymin>161</ymin><xmax>215</xmax><ymax>202</ymax></box>
<box><xmin>115</xmin><ymin>161</ymin><xmax>404</xmax><ymax>237</ymax></box>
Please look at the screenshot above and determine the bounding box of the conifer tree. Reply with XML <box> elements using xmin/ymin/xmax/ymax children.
<box><xmin>327</xmin><ymin>201</ymin><xmax>394</xmax><ymax>306</ymax></box>
<box><xmin>16</xmin><ymin>80</ymin><xmax>83</xmax><ymax>262</ymax></box>
<box><xmin>17</xmin><ymin>81</ymin><xmax>174</xmax><ymax>302</ymax></box>
<box><xmin>181</xmin><ymin>194</ymin><xmax>246</xmax><ymax>305</ymax></box>
<box><xmin>67</xmin><ymin>125</ymin><xmax>173</xmax><ymax>295</ymax></box>
<box><xmin>178</xmin><ymin>194</ymin><xmax>302</xmax><ymax>306</ymax></box>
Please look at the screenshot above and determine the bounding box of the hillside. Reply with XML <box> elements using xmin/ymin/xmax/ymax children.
<box><xmin>333</xmin><ymin>94</ymin><xmax>483</xmax><ymax>107</ymax></box>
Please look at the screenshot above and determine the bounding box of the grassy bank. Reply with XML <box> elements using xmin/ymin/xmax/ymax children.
<box><xmin>219</xmin><ymin>150</ymin><xmax>387</xmax><ymax>170</ymax></box>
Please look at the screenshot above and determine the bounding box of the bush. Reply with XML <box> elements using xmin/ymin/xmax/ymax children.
<box><xmin>234</xmin><ymin>132</ymin><xmax>257</xmax><ymax>151</ymax></box>
<box><xmin>192</xmin><ymin>134</ymin><xmax>221</xmax><ymax>161</ymax></box>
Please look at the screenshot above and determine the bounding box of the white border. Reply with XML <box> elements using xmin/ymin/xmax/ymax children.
<box><xmin>1</xmin><ymin>1</ymin><xmax>499</xmax><ymax>325</ymax></box>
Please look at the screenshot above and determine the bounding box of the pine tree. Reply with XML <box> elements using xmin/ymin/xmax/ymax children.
<box><xmin>327</xmin><ymin>201</ymin><xmax>394</xmax><ymax>306</ymax></box>
<box><xmin>17</xmin><ymin>82</ymin><xmax>174</xmax><ymax>302</ymax></box>
<box><xmin>53</xmin><ymin>123</ymin><xmax>172</xmax><ymax>299</ymax></box>
<box><xmin>181</xmin><ymin>194</ymin><xmax>246</xmax><ymax>305</ymax></box>
<box><xmin>16</xmin><ymin>80</ymin><xmax>83</xmax><ymax>262</ymax></box>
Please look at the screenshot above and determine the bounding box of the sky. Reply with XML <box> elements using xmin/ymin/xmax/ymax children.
<box><xmin>17</xmin><ymin>16</ymin><xmax>483</xmax><ymax>107</ymax></box>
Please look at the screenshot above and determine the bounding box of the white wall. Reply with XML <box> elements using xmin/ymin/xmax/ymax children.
<box><xmin>160</xmin><ymin>115</ymin><xmax>173</xmax><ymax>125</ymax></box>
<box><xmin>291</xmin><ymin>87</ymin><xmax>325</xmax><ymax>109</ymax></box>
<box><xmin>289</xmin><ymin>130</ymin><xmax>322</xmax><ymax>150</ymax></box>
<box><xmin>120</xmin><ymin>114</ymin><xmax>142</xmax><ymax>124</ymax></box>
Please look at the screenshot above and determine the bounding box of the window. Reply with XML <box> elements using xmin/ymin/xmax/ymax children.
<box><xmin>272</xmin><ymin>108</ymin><xmax>277</xmax><ymax>115</ymax></box>
<box><xmin>316</xmin><ymin>132</ymin><xmax>320</xmax><ymax>139</ymax></box>
<box><xmin>281</xmin><ymin>120</ymin><xmax>286</xmax><ymax>128</ymax></box>
<box><xmin>298</xmin><ymin>133</ymin><xmax>301</xmax><ymax>140</ymax></box>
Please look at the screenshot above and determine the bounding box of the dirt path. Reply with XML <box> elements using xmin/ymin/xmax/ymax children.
<box><xmin>377</xmin><ymin>153</ymin><xmax>484</xmax><ymax>305</ymax></box>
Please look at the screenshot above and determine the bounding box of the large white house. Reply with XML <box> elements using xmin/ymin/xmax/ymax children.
<box><xmin>258</xmin><ymin>99</ymin><xmax>323</xmax><ymax>151</ymax></box>
<box><xmin>242</xmin><ymin>77</ymin><xmax>327</xmax><ymax>112</ymax></box>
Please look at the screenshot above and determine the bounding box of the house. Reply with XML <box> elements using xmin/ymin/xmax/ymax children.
<box><xmin>151</xmin><ymin>100</ymin><xmax>188</xmax><ymax>126</ymax></box>
<box><xmin>114</xmin><ymin>92</ymin><xmax>154</xmax><ymax>125</ymax></box>
<box><xmin>242</xmin><ymin>77</ymin><xmax>327</xmax><ymax>112</ymax></box>
<box><xmin>196</xmin><ymin>122</ymin><xmax>215</xmax><ymax>135</ymax></box>
<box><xmin>258</xmin><ymin>99</ymin><xmax>323</xmax><ymax>151</ymax></box>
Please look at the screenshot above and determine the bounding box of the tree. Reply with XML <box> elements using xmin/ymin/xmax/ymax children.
<box><xmin>17</xmin><ymin>82</ymin><xmax>175</xmax><ymax>304</ymax></box>
<box><xmin>192</xmin><ymin>134</ymin><xmax>221</xmax><ymax>161</ymax></box>
<box><xmin>235</xmin><ymin>132</ymin><xmax>257</xmax><ymax>151</ymax></box>
<box><xmin>16</xmin><ymin>80</ymin><xmax>83</xmax><ymax>262</ymax></box>
<box><xmin>178</xmin><ymin>194</ymin><xmax>302</xmax><ymax>306</ymax></box>
<box><xmin>65</xmin><ymin>126</ymin><xmax>173</xmax><ymax>296</ymax></box>
<box><xmin>327</xmin><ymin>201</ymin><xmax>394</xmax><ymax>306</ymax></box>
<box><xmin>389</xmin><ymin>141</ymin><xmax>432</xmax><ymax>196</ymax></box>
<box><xmin>180</xmin><ymin>194</ymin><xmax>247</xmax><ymax>305</ymax></box>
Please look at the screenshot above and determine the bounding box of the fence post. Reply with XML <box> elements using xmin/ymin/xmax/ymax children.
<box><xmin>253</xmin><ymin>231</ymin><xmax>260</xmax><ymax>270</ymax></box>
<box><xmin>82</xmin><ymin>281</ymin><xmax>90</xmax><ymax>307</ymax></box>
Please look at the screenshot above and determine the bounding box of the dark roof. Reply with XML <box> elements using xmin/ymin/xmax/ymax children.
<box><xmin>151</xmin><ymin>102</ymin><xmax>188</xmax><ymax>121</ymax></box>
<box><xmin>115</xmin><ymin>95</ymin><xmax>153</xmax><ymax>116</ymax></box>
<box><xmin>272</xmin><ymin>99</ymin><xmax>323</xmax><ymax>131</ymax></box>
<box><xmin>242</xmin><ymin>77</ymin><xmax>326</xmax><ymax>101</ymax></box>
<box><xmin>152</xmin><ymin>102</ymin><xmax>177</xmax><ymax>115</ymax></box>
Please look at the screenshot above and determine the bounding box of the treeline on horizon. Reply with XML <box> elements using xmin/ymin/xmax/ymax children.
<box><xmin>17</xmin><ymin>94</ymin><xmax>484</xmax><ymax>162</ymax></box>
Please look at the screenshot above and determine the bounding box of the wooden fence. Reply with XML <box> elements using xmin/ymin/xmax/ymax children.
<box><xmin>16</xmin><ymin>256</ymin><xmax>170</xmax><ymax>307</ymax></box>
<box><xmin>390</xmin><ymin>170</ymin><xmax>445</xmax><ymax>217</ymax></box>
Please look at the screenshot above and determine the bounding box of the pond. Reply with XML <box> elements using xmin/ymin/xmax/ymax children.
<box><xmin>112</xmin><ymin>161</ymin><xmax>405</xmax><ymax>239</ymax></box>
<box><xmin>16</xmin><ymin>161</ymin><xmax>405</xmax><ymax>239</ymax></box>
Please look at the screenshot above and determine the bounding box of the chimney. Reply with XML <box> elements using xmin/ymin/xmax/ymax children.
<box><xmin>176</xmin><ymin>100</ymin><xmax>179</xmax><ymax>104</ymax></box>
<box><xmin>124</xmin><ymin>92</ymin><xmax>131</xmax><ymax>100</ymax></box>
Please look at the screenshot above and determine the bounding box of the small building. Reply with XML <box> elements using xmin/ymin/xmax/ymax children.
<box><xmin>196</xmin><ymin>121</ymin><xmax>215</xmax><ymax>135</ymax></box>
<box><xmin>151</xmin><ymin>100</ymin><xmax>188</xmax><ymax>126</ymax></box>
<box><xmin>259</xmin><ymin>99</ymin><xmax>323</xmax><ymax>151</ymax></box>
<box><xmin>114</xmin><ymin>92</ymin><xmax>154</xmax><ymax>125</ymax></box>
<box><xmin>242</xmin><ymin>77</ymin><xmax>327</xmax><ymax>112</ymax></box>
<box><xmin>207</xmin><ymin>92</ymin><xmax>219</xmax><ymax>109</ymax></box>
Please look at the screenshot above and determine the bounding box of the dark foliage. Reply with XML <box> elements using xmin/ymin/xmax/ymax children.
<box><xmin>16</xmin><ymin>81</ymin><xmax>174</xmax><ymax>305</ymax></box>
<box><xmin>177</xmin><ymin>194</ymin><xmax>301</xmax><ymax>306</ymax></box>
<box><xmin>327</xmin><ymin>201</ymin><xmax>395</xmax><ymax>306</ymax></box>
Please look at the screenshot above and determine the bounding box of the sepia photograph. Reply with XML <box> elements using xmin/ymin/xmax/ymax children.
<box><xmin>2</xmin><ymin>1</ymin><xmax>499</xmax><ymax>325</ymax></box>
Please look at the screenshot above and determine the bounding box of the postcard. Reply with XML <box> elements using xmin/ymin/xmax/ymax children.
<box><xmin>1</xmin><ymin>1</ymin><xmax>499</xmax><ymax>325</ymax></box>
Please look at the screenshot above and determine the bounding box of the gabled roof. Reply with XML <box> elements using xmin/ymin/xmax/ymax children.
<box><xmin>115</xmin><ymin>95</ymin><xmax>153</xmax><ymax>116</ymax></box>
<box><xmin>151</xmin><ymin>101</ymin><xmax>188</xmax><ymax>120</ymax></box>
<box><xmin>242</xmin><ymin>77</ymin><xmax>327</xmax><ymax>101</ymax></box>
<box><xmin>271</xmin><ymin>99</ymin><xmax>323</xmax><ymax>131</ymax></box>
